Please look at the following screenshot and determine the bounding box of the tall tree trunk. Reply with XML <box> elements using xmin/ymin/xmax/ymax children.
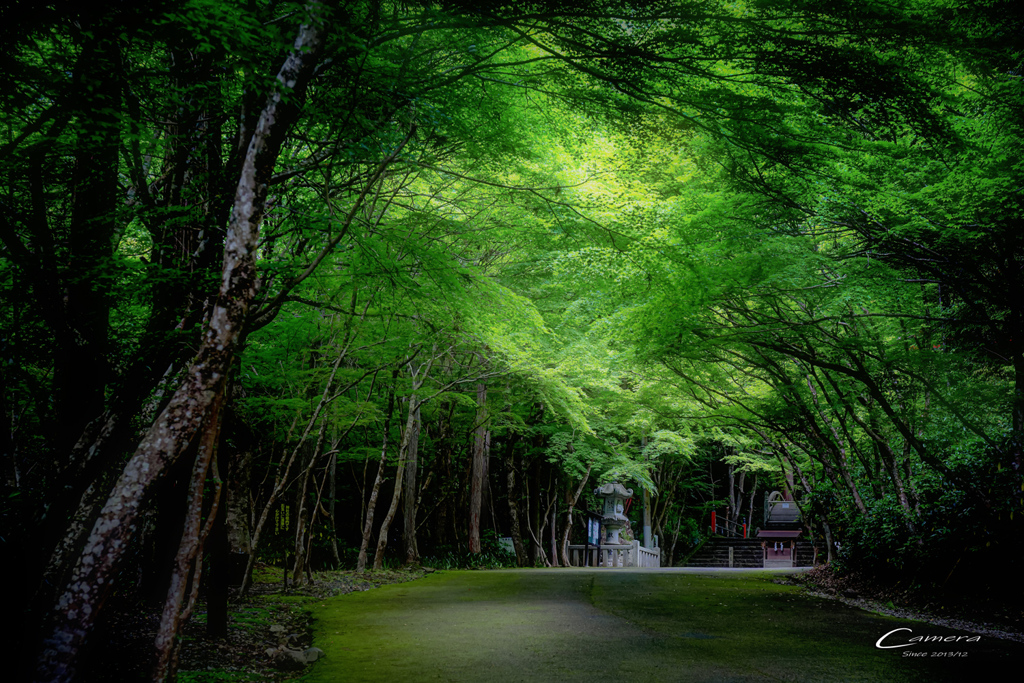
<box><xmin>1012</xmin><ymin>349</ymin><xmax>1024</xmax><ymax>471</ymax></box>
<box><xmin>374</xmin><ymin>454</ymin><xmax>405</xmax><ymax>573</ymax></box>
<box><xmin>291</xmin><ymin>439</ymin><xmax>320</xmax><ymax>585</ymax></box>
<box><xmin>803</xmin><ymin>373</ymin><xmax>869</xmax><ymax>515</ymax></box>
<box><xmin>327</xmin><ymin>437</ymin><xmax>341</xmax><ymax>568</ymax></box>
<box><xmin>469</xmin><ymin>383</ymin><xmax>488</xmax><ymax>553</ymax></box>
<box><xmin>207</xmin><ymin>405</ymin><xmax>243</xmax><ymax>640</ymax></box>
<box><xmin>726</xmin><ymin>464</ymin><xmax>736</xmax><ymax>531</ymax></box>
<box><xmin>559</xmin><ymin>465</ymin><xmax>592</xmax><ymax>567</ymax></box>
<box><xmin>667</xmin><ymin>515</ymin><xmax>683</xmax><ymax>567</ymax></box>
<box><xmin>526</xmin><ymin>476</ymin><xmax>553</xmax><ymax>567</ymax></box>
<box><xmin>292</xmin><ymin>345</ymin><xmax>352</xmax><ymax>586</ymax></box>
<box><xmin>374</xmin><ymin>357</ymin><xmax>431</xmax><ymax>570</ymax></box>
<box><xmin>33</xmin><ymin>14</ymin><xmax>329</xmax><ymax>680</ymax></box>
<box><xmin>528</xmin><ymin>457</ymin><xmax>542</xmax><ymax>564</ymax></box>
<box><xmin>153</xmin><ymin>391</ymin><xmax>225</xmax><ymax>682</ymax></box>
<box><xmin>357</xmin><ymin>372</ymin><xmax>399</xmax><ymax>572</ymax></box>
<box><xmin>373</xmin><ymin>398</ymin><xmax>418</xmax><ymax>569</ymax></box>
<box><xmin>241</xmin><ymin>346</ymin><xmax>347</xmax><ymax>595</ymax></box>
<box><xmin>503</xmin><ymin>435</ymin><xmax>528</xmax><ymax>566</ymax></box>
<box><xmin>224</xmin><ymin>448</ymin><xmax>252</xmax><ymax>583</ymax></box>
<box><xmin>57</xmin><ymin>29</ymin><xmax>121</xmax><ymax>451</ymax></box>
<box><xmin>729</xmin><ymin>468</ymin><xmax>746</xmax><ymax>530</ymax></box>
<box><xmin>641</xmin><ymin>435</ymin><xmax>652</xmax><ymax>548</ymax></box>
<box><xmin>402</xmin><ymin>401</ymin><xmax>422</xmax><ymax>565</ymax></box>
<box><xmin>642</xmin><ymin>489</ymin><xmax>653</xmax><ymax>547</ymax></box>
<box><xmin>747</xmin><ymin>474</ymin><xmax>758</xmax><ymax>532</ymax></box>
<box><xmin>550</xmin><ymin>504</ymin><xmax>559</xmax><ymax>567</ymax></box>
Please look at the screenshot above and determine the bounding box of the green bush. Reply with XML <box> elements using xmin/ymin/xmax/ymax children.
<box><xmin>421</xmin><ymin>531</ymin><xmax>519</xmax><ymax>570</ymax></box>
<box><xmin>826</xmin><ymin>440</ymin><xmax>1023</xmax><ymax>604</ymax></box>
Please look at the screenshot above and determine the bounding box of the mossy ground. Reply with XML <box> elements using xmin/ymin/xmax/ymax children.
<box><xmin>301</xmin><ymin>569</ymin><xmax>1022</xmax><ymax>682</ymax></box>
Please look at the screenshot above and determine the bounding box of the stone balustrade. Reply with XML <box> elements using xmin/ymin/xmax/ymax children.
<box><xmin>567</xmin><ymin>540</ymin><xmax>661</xmax><ymax>568</ymax></box>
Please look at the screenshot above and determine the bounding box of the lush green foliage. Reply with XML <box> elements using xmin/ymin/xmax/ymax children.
<box><xmin>3</xmin><ymin>1</ymin><xmax>1024</xmax><ymax>678</ymax></box>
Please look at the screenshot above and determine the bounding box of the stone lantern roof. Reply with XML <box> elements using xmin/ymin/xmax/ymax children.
<box><xmin>594</xmin><ymin>482</ymin><xmax>633</xmax><ymax>499</ymax></box>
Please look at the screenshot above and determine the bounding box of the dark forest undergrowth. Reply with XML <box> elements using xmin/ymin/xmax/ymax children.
<box><xmin>80</xmin><ymin>566</ymin><xmax>430</xmax><ymax>683</ymax></box>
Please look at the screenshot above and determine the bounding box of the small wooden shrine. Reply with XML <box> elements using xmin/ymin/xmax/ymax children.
<box><xmin>757</xmin><ymin>491</ymin><xmax>802</xmax><ymax>568</ymax></box>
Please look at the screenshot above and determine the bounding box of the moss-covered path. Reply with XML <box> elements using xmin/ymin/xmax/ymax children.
<box><xmin>301</xmin><ymin>569</ymin><xmax>1020</xmax><ymax>682</ymax></box>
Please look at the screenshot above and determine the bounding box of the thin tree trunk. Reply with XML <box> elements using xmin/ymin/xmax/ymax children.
<box><xmin>527</xmin><ymin>480</ymin><xmax>554</xmax><ymax>567</ymax></box>
<box><xmin>526</xmin><ymin>524</ymin><xmax>549</xmax><ymax>566</ymax></box>
<box><xmin>559</xmin><ymin>465</ymin><xmax>592</xmax><ymax>567</ymax></box>
<box><xmin>503</xmin><ymin>435</ymin><xmax>528</xmax><ymax>566</ymax></box>
<box><xmin>1012</xmin><ymin>350</ymin><xmax>1024</xmax><ymax>471</ymax></box>
<box><xmin>468</xmin><ymin>383</ymin><xmax>488</xmax><ymax>553</ymax></box>
<box><xmin>528</xmin><ymin>457</ymin><xmax>542</xmax><ymax>564</ymax></box>
<box><xmin>357</xmin><ymin>372</ymin><xmax>398</xmax><ymax>572</ymax></box>
<box><xmin>643</xmin><ymin>487</ymin><xmax>652</xmax><ymax>548</ymax></box>
<box><xmin>327</xmin><ymin>438</ymin><xmax>340</xmax><ymax>568</ymax></box>
<box><xmin>402</xmin><ymin>401</ymin><xmax>422</xmax><ymax>565</ymax></box>
<box><xmin>38</xmin><ymin>477</ymin><xmax>110</xmax><ymax>614</ymax></box>
<box><xmin>374</xmin><ymin>454</ymin><xmax>405</xmax><ymax>573</ymax></box>
<box><xmin>804</xmin><ymin>374</ymin><xmax>869</xmax><ymax>515</ymax></box>
<box><xmin>374</xmin><ymin>357</ymin><xmax>432</xmax><ymax>570</ymax></box>
<box><xmin>292</xmin><ymin>351</ymin><xmax>350</xmax><ymax>586</ymax></box>
<box><xmin>726</xmin><ymin>463</ymin><xmax>736</xmax><ymax>532</ymax></box>
<box><xmin>641</xmin><ymin>434</ymin><xmax>651</xmax><ymax>548</ymax></box>
<box><xmin>668</xmin><ymin>515</ymin><xmax>684</xmax><ymax>567</ymax></box>
<box><xmin>224</xmin><ymin>448</ymin><xmax>252</xmax><ymax>574</ymax></box>
<box><xmin>291</xmin><ymin>440</ymin><xmax>320</xmax><ymax>584</ymax></box>
<box><xmin>736</xmin><ymin>470</ymin><xmax>746</xmax><ymax>524</ymax></box>
<box><xmin>241</xmin><ymin>347</ymin><xmax>346</xmax><ymax>595</ymax></box>
<box><xmin>747</xmin><ymin>474</ymin><xmax>758</xmax><ymax>531</ymax></box>
<box><xmin>300</xmin><ymin>435</ymin><xmax>343</xmax><ymax>574</ymax></box>
<box><xmin>847</xmin><ymin>402</ymin><xmax>919</xmax><ymax>525</ymax></box>
<box><xmin>153</xmin><ymin>391</ymin><xmax>225</xmax><ymax>682</ymax></box>
<box><xmin>372</xmin><ymin>402</ymin><xmax>415</xmax><ymax>569</ymax></box>
<box><xmin>58</xmin><ymin>28</ymin><xmax>121</xmax><ymax>452</ymax></box>
<box><xmin>550</xmin><ymin>505</ymin><xmax>559</xmax><ymax>567</ymax></box>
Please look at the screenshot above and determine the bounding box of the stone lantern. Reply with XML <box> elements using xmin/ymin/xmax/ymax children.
<box><xmin>594</xmin><ymin>482</ymin><xmax>633</xmax><ymax>545</ymax></box>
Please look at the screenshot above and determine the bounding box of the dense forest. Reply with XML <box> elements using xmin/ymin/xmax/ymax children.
<box><xmin>2</xmin><ymin>0</ymin><xmax>1023</xmax><ymax>680</ymax></box>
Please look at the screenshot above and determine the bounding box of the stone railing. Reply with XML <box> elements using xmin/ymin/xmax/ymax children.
<box><xmin>567</xmin><ymin>540</ymin><xmax>661</xmax><ymax>568</ymax></box>
<box><xmin>633</xmin><ymin>542</ymin><xmax>661</xmax><ymax>568</ymax></box>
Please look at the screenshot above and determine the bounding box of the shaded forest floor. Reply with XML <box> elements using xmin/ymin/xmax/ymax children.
<box><xmin>83</xmin><ymin>564</ymin><xmax>431</xmax><ymax>682</ymax></box>
<box><xmin>789</xmin><ymin>566</ymin><xmax>1024</xmax><ymax>643</ymax></box>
